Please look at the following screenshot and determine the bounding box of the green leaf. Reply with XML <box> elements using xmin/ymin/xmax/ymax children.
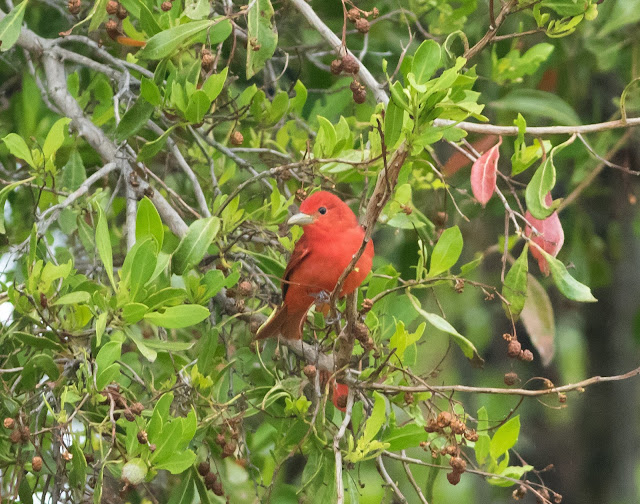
<box><xmin>184</xmin><ymin>0</ymin><xmax>209</xmax><ymax>19</ymax></box>
<box><xmin>0</xmin><ymin>178</ymin><xmax>35</xmax><ymax>234</ymax></box>
<box><xmin>96</xmin><ymin>341</ymin><xmax>121</xmax><ymax>371</ymax></box>
<box><xmin>155</xmin><ymin>450</ymin><xmax>197</xmax><ymax>474</ymax></box>
<box><xmin>13</xmin><ymin>331</ymin><xmax>63</xmax><ymax>351</ymax></box>
<box><xmin>122</xmin><ymin>302</ymin><xmax>149</xmax><ymax>323</ymax></box>
<box><xmin>52</xmin><ymin>291</ymin><xmax>91</xmax><ymax>306</ymax></box>
<box><xmin>43</xmin><ymin>118</ymin><xmax>72</xmax><ymax>162</ymax></box>
<box><xmin>202</xmin><ymin>66</ymin><xmax>228</xmax><ymax>101</ymax></box>
<box><xmin>69</xmin><ymin>441</ymin><xmax>88</xmax><ymax>488</ymax></box>
<box><xmin>136</xmin><ymin>197</ymin><xmax>164</xmax><ymax>248</ymax></box>
<box><xmin>144</xmin><ymin>304</ymin><xmax>210</xmax><ymax>329</ymax></box>
<box><xmin>521</xmin><ymin>274</ymin><xmax>555</xmax><ymax>366</ymax></box>
<box><xmin>121</xmin><ymin>238</ymin><xmax>157</xmax><ymax>300</ymax></box>
<box><xmin>525</xmin><ymin>135</ymin><xmax>574</xmax><ymax>219</ymax></box>
<box><xmin>384</xmin><ymin>101</ymin><xmax>404</xmax><ymax>148</ymax></box>
<box><xmin>382</xmin><ymin>423</ymin><xmax>429</xmax><ymax>451</ymax></box>
<box><xmin>172</xmin><ymin>217</ymin><xmax>220</xmax><ymax>275</ymax></box>
<box><xmin>491</xmin><ymin>90</ymin><xmax>581</xmax><ymax>126</ymax></box>
<box><xmin>428</xmin><ymin>225</ymin><xmax>463</xmax><ymax>276</ymax></box>
<box><xmin>313</xmin><ymin>116</ymin><xmax>337</xmax><ymax>159</ymax></box>
<box><xmin>166</xmin><ymin>468</ymin><xmax>195</xmax><ymax>504</ymax></box>
<box><xmin>138</xmin><ymin>18</ymin><xmax>231</xmax><ymax>60</ymax></box>
<box><xmin>115</xmin><ymin>98</ymin><xmax>155</xmax><ymax>143</ymax></box>
<box><xmin>96</xmin><ymin>362</ymin><xmax>120</xmax><ymax>390</ymax></box>
<box><xmin>525</xmin><ymin>159</ymin><xmax>559</xmax><ymax>220</ymax></box>
<box><xmin>140</xmin><ymin>76</ymin><xmax>162</xmax><ymax>106</ymax></box>
<box><xmin>24</xmin><ymin>353</ymin><xmax>60</xmax><ymax>381</ymax></box>
<box><xmin>0</xmin><ymin>0</ymin><xmax>28</xmax><ymax>52</ymax></box>
<box><xmin>411</xmin><ymin>40</ymin><xmax>441</xmax><ymax>85</ymax></box>
<box><xmin>502</xmin><ymin>244</ymin><xmax>529</xmax><ymax>319</ymax></box>
<box><xmin>291</xmin><ymin>80</ymin><xmax>307</xmax><ymax>114</ymax></box>
<box><xmin>185</xmin><ymin>90</ymin><xmax>211</xmax><ymax>123</ymax></box>
<box><xmin>490</xmin><ymin>416</ymin><xmax>520</xmax><ymax>460</ymax></box>
<box><xmin>95</xmin><ymin>312</ymin><xmax>108</xmax><ymax>346</ymax></box>
<box><xmin>246</xmin><ymin>0</ymin><xmax>278</xmax><ymax>78</ymax></box>
<box><xmin>362</xmin><ymin>392</ymin><xmax>386</xmax><ymax>444</ymax></box>
<box><xmin>95</xmin><ymin>206</ymin><xmax>116</xmax><ymax>290</ymax></box>
<box><xmin>409</xmin><ymin>292</ymin><xmax>484</xmax><ymax>367</ymax></box>
<box><xmin>137</xmin><ymin>126</ymin><xmax>175</xmax><ymax>162</ymax></box>
<box><xmin>144</xmin><ymin>287</ymin><xmax>186</xmax><ymax>312</ymax></box>
<box><xmin>2</xmin><ymin>133</ymin><xmax>35</xmax><ymax>167</ymax></box>
<box><xmin>389</xmin><ymin>321</ymin><xmax>425</xmax><ymax>362</ymax></box>
<box><xmin>62</xmin><ymin>150</ymin><xmax>87</xmax><ymax>191</ymax></box>
<box><xmin>536</xmin><ymin>248</ymin><xmax>597</xmax><ymax>302</ymax></box>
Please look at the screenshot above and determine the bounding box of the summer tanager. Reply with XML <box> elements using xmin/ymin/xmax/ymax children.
<box><xmin>255</xmin><ymin>191</ymin><xmax>374</xmax><ymax>340</ymax></box>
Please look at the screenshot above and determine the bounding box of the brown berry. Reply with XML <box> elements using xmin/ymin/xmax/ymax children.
<box><xmin>424</xmin><ymin>419</ymin><xmax>439</xmax><ymax>433</ymax></box>
<box><xmin>68</xmin><ymin>0</ymin><xmax>81</xmax><ymax>15</ymax></box>
<box><xmin>20</xmin><ymin>426</ymin><xmax>30</xmax><ymax>443</ymax></box>
<box><xmin>212</xmin><ymin>480</ymin><xmax>224</xmax><ymax>496</ymax></box>
<box><xmin>148</xmin><ymin>443</ymin><xmax>156</xmax><ymax>452</ymax></box>
<box><xmin>330</xmin><ymin>59</ymin><xmax>343</xmax><ymax>75</ymax></box>
<box><xmin>436</xmin><ymin>411</ymin><xmax>452</xmax><ymax>428</ymax></box>
<box><xmin>554</xmin><ymin>494</ymin><xmax>563</xmax><ymax>503</ymax></box>
<box><xmin>106</xmin><ymin>0</ymin><xmax>118</xmax><ymax>14</ymax></box>
<box><xmin>137</xmin><ymin>430</ymin><xmax>148</xmax><ymax>444</ymax></box>
<box><xmin>520</xmin><ymin>349</ymin><xmax>534</xmax><ymax>362</ymax></box>
<box><xmin>354</xmin><ymin>322</ymin><xmax>369</xmax><ymax>342</ymax></box>
<box><xmin>3</xmin><ymin>417</ymin><xmax>15</xmax><ymax>429</ymax></box>
<box><xmin>161</xmin><ymin>1</ymin><xmax>172</xmax><ymax>11</ymax></box>
<box><xmin>447</xmin><ymin>471</ymin><xmax>461</xmax><ymax>485</ymax></box>
<box><xmin>341</xmin><ymin>54</ymin><xmax>359</xmax><ymax>74</ymax></box>
<box><xmin>303</xmin><ymin>364</ymin><xmax>316</xmax><ymax>379</ymax></box>
<box><xmin>201</xmin><ymin>49</ymin><xmax>214</xmax><ymax>71</ymax></box>
<box><xmin>450</xmin><ymin>456</ymin><xmax>467</xmax><ymax>473</ymax></box>
<box><xmin>372</xmin><ymin>7</ymin><xmax>379</xmax><ymax>18</ymax></box>
<box><xmin>123</xmin><ymin>410</ymin><xmax>135</xmax><ymax>422</ymax></box>
<box><xmin>106</xmin><ymin>19</ymin><xmax>119</xmax><ymax>40</ymax></box>
<box><xmin>198</xmin><ymin>461</ymin><xmax>210</xmax><ymax>476</ymax></box>
<box><xmin>450</xmin><ymin>419</ymin><xmax>466</xmax><ymax>435</ymax></box>
<box><xmin>85</xmin><ymin>453</ymin><xmax>95</xmax><ymax>463</ymax></box>
<box><xmin>355</xmin><ymin>18</ymin><xmax>370</xmax><ymax>33</ymax></box>
<box><xmin>116</xmin><ymin>4</ymin><xmax>128</xmax><ymax>19</ymax></box>
<box><xmin>231</xmin><ymin>131</ymin><xmax>244</xmax><ymax>145</ymax></box>
<box><xmin>204</xmin><ymin>471</ymin><xmax>217</xmax><ymax>489</ymax></box>
<box><xmin>237</xmin><ymin>281</ymin><xmax>253</xmax><ymax>297</ymax></box>
<box><xmin>40</xmin><ymin>292</ymin><xmax>48</xmax><ymax>309</ymax></box>
<box><xmin>558</xmin><ymin>393</ymin><xmax>567</xmax><ymax>403</ymax></box>
<box><xmin>361</xmin><ymin>298</ymin><xmax>373</xmax><ymax>313</ymax></box>
<box><xmin>507</xmin><ymin>339</ymin><xmax>522</xmax><ymax>358</ymax></box>
<box><xmin>10</xmin><ymin>429</ymin><xmax>21</xmax><ymax>443</ymax></box>
<box><xmin>130</xmin><ymin>402</ymin><xmax>144</xmax><ymax>415</ymax></box>
<box><xmin>216</xmin><ymin>433</ymin><xmax>226</xmax><ymax>446</ymax></box>
<box><xmin>222</xmin><ymin>441</ymin><xmax>236</xmax><ymax>458</ymax></box>
<box><xmin>504</xmin><ymin>372</ymin><xmax>518</xmax><ymax>386</ymax></box>
<box><xmin>347</xmin><ymin>7</ymin><xmax>360</xmax><ymax>21</ymax></box>
<box><xmin>32</xmin><ymin>456</ymin><xmax>43</xmax><ymax>472</ymax></box>
<box><xmin>513</xmin><ymin>485</ymin><xmax>527</xmax><ymax>500</ymax></box>
<box><xmin>464</xmin><ymin>429</ymin><xmax>479</xmax><ymax>442</ymax></box>
<box><xmin>353</xmin><ymin>89</ymin><xmax>367</xmax><ymax>104</ymax></box>
<box><xmin>404</xmin><ymin>392</ymin><xmax>414</xmax><ymax>405</ymax></box>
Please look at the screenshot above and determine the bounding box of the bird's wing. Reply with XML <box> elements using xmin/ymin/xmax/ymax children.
<box><xmin>282</xmin><ymin>233</ymin><xmax>311</xmax><ymax>299</ymax></box>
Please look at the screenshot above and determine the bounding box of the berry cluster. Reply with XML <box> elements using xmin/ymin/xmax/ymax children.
<box><xmin>424</xmin><ymin>411</ymin><xmax>478</xmax><ymax>486</ymax></box>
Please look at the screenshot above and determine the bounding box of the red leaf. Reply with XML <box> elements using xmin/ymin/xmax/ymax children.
<box><xmin>332</xmin><ymin>382</ymin><xmax>349</xmax><ymax>412</ymax></box>
<box><xmin>470</xmin><ymin>137</ymin><xmax>502</xmax><ymax>206</ymax></box>
<box><xmin>525</xmin><ymin>193</ymin><xmax>564</xmax><ymax>276</ymax></box>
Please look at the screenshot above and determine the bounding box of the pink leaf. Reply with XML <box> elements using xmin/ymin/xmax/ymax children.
<box><xmin>471</xmin><ymin>136</ymin><xmax>502</xmax><ymax>206</ymax></box>
<box><xmin>525</xmin><ymin>193</ymin><xmax>564</xmax><ymax>276</ymax></box>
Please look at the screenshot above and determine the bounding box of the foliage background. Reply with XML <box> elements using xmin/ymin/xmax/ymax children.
<box><xmin>0</xmin><ymin>0</ymin><xmax>639</xmax><ymax>503</ymax></box>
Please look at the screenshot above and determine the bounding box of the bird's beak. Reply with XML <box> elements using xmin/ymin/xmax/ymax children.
<box><xmin>288</xmin><ymin>213</ymin><xmax>315</xmax><ymax>226</ymax></box>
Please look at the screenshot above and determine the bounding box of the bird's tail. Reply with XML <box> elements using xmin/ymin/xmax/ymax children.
<box><xmin>254</xmin><ymin>304</ymin><xmax>307</xmax><ymax>340</ymax></box>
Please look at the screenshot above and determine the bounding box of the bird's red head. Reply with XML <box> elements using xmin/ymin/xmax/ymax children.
<box><xmin>288</xmin><ymin>191</ymin><xmax>359</xmax><ymax>230</ymax></box>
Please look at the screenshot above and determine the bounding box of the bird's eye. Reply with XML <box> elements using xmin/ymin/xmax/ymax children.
<box><xmin>318</xmin><ymin>207</ymin><xmax>327</xmax><ymax>215</ymax></box>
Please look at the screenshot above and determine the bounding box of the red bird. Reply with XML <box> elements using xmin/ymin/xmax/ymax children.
<box><xmin>256</xmin><ymin>191</ymin><xmax>374</xmax><ymax>340</ymax></box>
